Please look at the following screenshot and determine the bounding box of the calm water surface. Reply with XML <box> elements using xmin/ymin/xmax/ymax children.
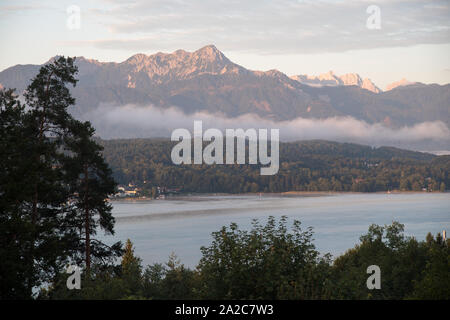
<box><xmin>103</xmin><ymin>193</ymin><xmax>450</xmax><ymax>267</ymax></box>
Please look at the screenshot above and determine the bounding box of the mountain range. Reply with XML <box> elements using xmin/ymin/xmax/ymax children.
<box><xmin>0</xmin><ymin>45</ymin><xmax>449</xmax><ymax>128</ymax></box>
<box><xmin>290</xmin><ymin>71</ymin><xmax>381</xmax><ymax>93</ymax></box>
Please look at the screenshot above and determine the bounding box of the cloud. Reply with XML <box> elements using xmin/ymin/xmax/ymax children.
<box><xmin>82</xmin><ymin>104</ymin><xmax>450</xmax><ymax>151</ymax></box>
<box><xmin>68</xmin><ymin>0</ymin><xmax>450</xmax><ymax>54</ymax></box>
<box><xmin>0</xmin><ymin>5</ymin><xmax>45</xmax><ymax>12</ymax></box>
<box><xmin>0</xmin><ymin>2</ymin><xmax>54</xmax><ymax>16</ymax></box>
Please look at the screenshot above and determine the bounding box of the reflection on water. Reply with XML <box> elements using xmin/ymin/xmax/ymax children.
<box><xmin>101</xmin><ymin>193</ymin><xmax>450</xmax><ymax>267</ymax></box>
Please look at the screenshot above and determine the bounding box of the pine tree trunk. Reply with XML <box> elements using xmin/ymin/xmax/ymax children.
<box><xmin>84</xmin><ymin>164</ymin><xmax>91</xmax><ymax>275</ymax></box>
<box><xmin>32</xmin><ymin>72</ymin><xmax>52</xmax><ymax>225</ymax></box>
<box><xmin>28</xmin><ymin>108</ymin><xmax>47</xmax><ymax>295</ymax></box>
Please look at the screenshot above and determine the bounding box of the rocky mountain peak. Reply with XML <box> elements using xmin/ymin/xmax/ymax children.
<box><xmin>340</xmin><ymin>73</ymin><xmax>363</xmax><ymax>86</ymax></box>
<box><xmin>318</xmin><ymin>70</ymin><xmax>338</xmax><ymax>82</ymax></box>
<box><xmin>119</xmin><ymin>45</ymin><xmax>239</xmax><ymax>81</ymax></box>
<box><xmin>193</xmin><ymin>45</ymin><xmax>225</xmax><ymax>61</ymax></box>
<box><xmin>126</xmin><ymin>53</ymin><xmax>149</xmax><ymax>65</ymax></box>
<box><xmin>291</xmin><ymin>71</ymin><xmax>380</xmax><ymax>93</ymax></box>
<box><xmin>361</xmin><ymin>78</ymin><xmax>381</xmax><ymax>93</ymax></box>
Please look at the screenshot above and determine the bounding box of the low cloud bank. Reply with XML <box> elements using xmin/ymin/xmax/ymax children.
<box><xmin>81</xmin><ymin>104</ymin><xmax>450</xmax><ymax>152</ymax></box>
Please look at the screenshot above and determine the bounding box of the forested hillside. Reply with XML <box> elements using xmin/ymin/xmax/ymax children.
<box><xmin>100</xmin><ymin>139</ymin><xmax>449</xmax><ymax>193</ymax></box>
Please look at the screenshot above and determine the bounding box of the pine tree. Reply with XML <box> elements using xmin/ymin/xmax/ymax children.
<box><xmin>122</xmin><ymin>239</ymin><xmax>141</xmax><ymax>272</ymax></box>
<box><xmin>121</xmin><ymin>239</ymin><xmax>142</xmax><ymax>295</ymax></box>
<box><xmin>0</xmin><ymin>89</ymin><xmax>37</xmax><ymax>298</ymax></box>
<box><xmin>1</xmin><ymin>57</ymin><xmax>81</xmax><ymax>297</ymax></box>
<box><xmin>64</xmin><ymin>120</ymin><xmax>122</xmax><ymax>275</ymax></box>
<box><xmin>0</xmin><ymin>57</ymin><xmax>121</xmax><ymax>298</ymax></box>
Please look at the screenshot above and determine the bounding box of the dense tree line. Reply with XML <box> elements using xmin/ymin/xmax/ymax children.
<box><xmin>0</xmin><ymin>57</ymin><xmax>121</xmax><ymax>299</ymax></box>
<box><xmin>100</xmin><ymin>139</ymin><xmax>449</xmax><ymax>194</ymax></box>
<box><xmin>43</xmin><ymin>217</ymin><xmax>450</xmax><ymax>300</ymax></box>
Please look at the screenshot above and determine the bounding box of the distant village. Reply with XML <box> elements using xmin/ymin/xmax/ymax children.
<box><xmin>111</xmin><ymin>182</ymin><xmax>182</xmax><ymax>200</ymax></box>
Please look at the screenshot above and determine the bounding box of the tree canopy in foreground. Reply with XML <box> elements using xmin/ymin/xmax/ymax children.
<box><xmin>42</xmin><ymin>217</ymin><xmax>450</xmax><ymax>300</ymax></box>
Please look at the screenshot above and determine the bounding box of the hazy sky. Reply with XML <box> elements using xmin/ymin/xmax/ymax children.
<box><xmin>1</xmin><ymin>0</ymin><xmax>449</xmax><ymax>89</ymax></box>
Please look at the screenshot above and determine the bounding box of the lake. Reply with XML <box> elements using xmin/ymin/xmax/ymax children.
<box><xmin>103</xmin><ymin>193</ymin><xmax>450</xmax><ymax>267</ymax></box>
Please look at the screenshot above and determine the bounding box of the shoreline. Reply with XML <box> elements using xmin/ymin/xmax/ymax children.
<box><xmin>108</xmin><ymin>190</ymin><xmax>447</xmax><ymax>201</ymax></box>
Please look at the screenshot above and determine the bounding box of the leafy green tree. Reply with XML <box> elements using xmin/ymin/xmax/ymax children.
<box><xmin>330</xmin><ymin>222</ymin><xmax>429</xmax><ymax>299</ymax></box>
<box><xmin>410</xmin><ymin>233</ymin><xmax>450</xmax><ymax>299</ymax></box>
<box><xmin>43</xmin><ymin>240</ymin><xmax>139</xmax><ymax>300</ymax></box>
<box><xmin>159</xmin><ymin>253</ymin><xmax>198</xmax><ymax>299</ymax></box>
<box><xmin>142</xmin><ymin>263</ymin><xmax>166</xmax><ymax>299</ymax></box>
<box><xmin>197</xmin><ymin>216</ymin><xmax>331</xmax><ymax>299</ymax></box>
<box><xmin>40</xmin><ymin>263</ymin><xmax>127</xmax><ymax>300</ymax></box>
<box><xmin>41</xmin><ymin>219</ymin><xmax>449</xmax><ymax>300</ymax></box>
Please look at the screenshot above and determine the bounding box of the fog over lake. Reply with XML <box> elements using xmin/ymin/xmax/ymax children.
<box><xmin>102</xmin><ymin>193</ymin><xmax>450</xmax><ymax>267</ymax></box>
